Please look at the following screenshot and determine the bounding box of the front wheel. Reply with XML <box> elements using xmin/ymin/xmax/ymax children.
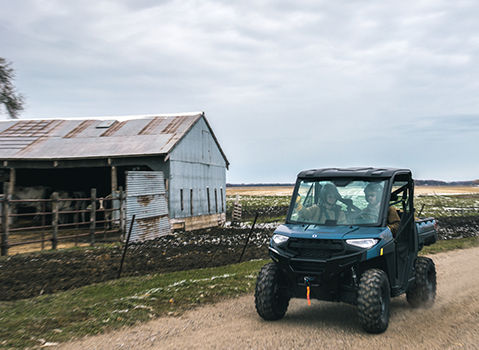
<box><xmin>406</xmin><ymin>257</ymin><xmax>436</xmax><ymax>308</ymax></box>
<box><xmin>357</xmin><ymin>269</ymin><xmax>390</xmax><ymax>333</ymax></box>
<box><xmin>254</xmin><ymin>262</ymin><xmax>290</xmax><ymax>321</ymax></box>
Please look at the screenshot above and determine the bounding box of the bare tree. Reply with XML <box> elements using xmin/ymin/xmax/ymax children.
<box><xmin>0</xmin><ymin>57</ymin><xmax>24</xmax><ymax>119</ymax></box>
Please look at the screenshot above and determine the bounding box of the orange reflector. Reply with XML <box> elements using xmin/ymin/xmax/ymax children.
<box><xmin>380</xmin><ymin>248</ymin><xmax>384</xmax><ymax>256</ymax></box>
<box><xmin>307</xmin><ymin>286</ymin><xmax>311</xmax><ymax>306</ymax></box>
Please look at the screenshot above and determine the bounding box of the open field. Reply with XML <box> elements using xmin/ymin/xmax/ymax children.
<box><xmin>227</xmin><ymin>185</ymin><xmax>479</xmax><ymax>196</ymax></box>
<box><xmin>226</xmin><ymin>190</ymin><xmax>479</xmax><ymax>222</ymax></box>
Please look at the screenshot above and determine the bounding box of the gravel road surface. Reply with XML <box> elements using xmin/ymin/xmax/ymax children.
<box><xmin>57</xmin><ymin>247</ymin><xmax>479</xmax><ymax>350</ymax></box>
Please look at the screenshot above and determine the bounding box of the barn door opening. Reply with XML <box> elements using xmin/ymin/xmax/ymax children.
<box><xmin>125</xmin><ymin>171</ymin><xmax>170</xmax><ymax>242</ymax></box>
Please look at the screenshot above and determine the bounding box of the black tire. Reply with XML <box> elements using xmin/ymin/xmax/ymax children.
<box><xmin>254</xmin><ymin>262</ymin><xmax>290</xmax><ymax>321</ymax></box>
<box><xmin>406</xmin><ymin>257</ymin><xmax>436</xmax><ymax>308</ymax></box>
<box><xmin>357</xmin><ymin>269</ymin><xmax>390</xmax><ymax>333</ymax></box>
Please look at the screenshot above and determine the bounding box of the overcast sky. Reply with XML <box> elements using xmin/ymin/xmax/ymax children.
<box><xmin>1</xmin><ymin>0</ymin><xmax>478</xmax><ymax>182</ymax></box>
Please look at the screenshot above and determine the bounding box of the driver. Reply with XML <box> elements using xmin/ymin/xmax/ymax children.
<box><xmin>299</xmin><ymin>183</ymin><xmax>346</xmax><ymax>224</ymax></box>
<box><xmin>361</xmin><ymin>183</ymin><xmax>400</xmax><ymax>236</ymax></box>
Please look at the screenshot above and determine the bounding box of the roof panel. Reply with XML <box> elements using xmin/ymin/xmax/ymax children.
<box><xmin>112</xmin><ymin>118</ymin><xmax>154</xmax><ymax>137</ymax></box>
<box><xmin>0</xmin><ymin>113</ymin><xmax>211</xmax><ymax>160</ymax></box>
<box><xmin>297</xmin><ymin>167</ymin><xmax>411</xmax><ymax>179</ymax></box>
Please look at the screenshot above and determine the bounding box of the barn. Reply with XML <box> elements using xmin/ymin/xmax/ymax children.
<box><xmin>0</xmin><ymin>112</ymin><xmax>229</xmax><ymax>241</ymax></box>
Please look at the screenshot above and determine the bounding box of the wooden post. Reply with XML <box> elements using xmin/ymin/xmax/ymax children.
<box><xmin>1</xmin><ymin>182</ymin><xmax>10</xmax><ymax>256</ymax></box>
<box><xmin>8</xmin><ymin>168</ymin><xmax>15</xmax><ymax>196</ymax></box>
<box><xmin>111</xmin><ymin>166</ymin><xmax>117</xmax><ymax>193</ymax></box>
<box><xmin>111</xmin><ymin>166</ymin><xmax>120</xmax><ymax>227</ymax></box>
<box><xmin>51</xmin><ymin>192</ymin><xmax>59</xmax><ymax>250</ymax></box>
<box><xmin>89</xmin><ymin>188</ymin><xmax>97</xmax><ymax>246</ymax></box>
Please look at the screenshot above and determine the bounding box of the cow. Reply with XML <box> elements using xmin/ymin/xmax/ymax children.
<box><xmin>56</xmin><ymin>191</ymin><xmax>88</xmax><ymax>225</ymax></box>
<box><xmin>11</xmin><ymin>186</ymin><xmax>53</xmax><ymax>225</ymax></box>
<box><xmin>10</xmin><ymin>187</ymin><xmax>88</xmax><ymax>226</ymax></box>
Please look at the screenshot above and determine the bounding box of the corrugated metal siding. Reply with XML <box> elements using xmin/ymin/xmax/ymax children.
<box><xmin>126</xmin><ymin>171</ymin><xmax>171</xmax><ymax>242</ymax></box>
<box><xmin>169</xmin><ymin>118</ymin><xmax>226</xmax><ymax>167</ymax></box>
<box><xmin>168</xmin><ymin>161</ymin><xmax>226</xmax><ymax>219</ymax></box>
<box><xmin>168</xmin><ymin>119</ymin><xmax>227</xmax><ymax>219</ymax></box>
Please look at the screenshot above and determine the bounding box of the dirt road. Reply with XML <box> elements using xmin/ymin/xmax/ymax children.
<box><xmin>58</xmin><ymin>247</ymin><xmax>479</xmax><ymax>350</ymax></box>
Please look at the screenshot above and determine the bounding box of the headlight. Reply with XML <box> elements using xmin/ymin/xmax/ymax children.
<box><xmin>346</xmin><ymin>238</ymin><xmax>379</xmax><ymax>249</ymax></box>
<box><xmin>272</xmin><ymin>234</ymin><xmax>289</xmax><ymax>246</ymax></box>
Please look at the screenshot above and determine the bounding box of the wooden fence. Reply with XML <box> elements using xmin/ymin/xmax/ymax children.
<box><xmin>1</xmin><ymin>188</ymin><xmax>125</xmax><ymax>256</ymax></box>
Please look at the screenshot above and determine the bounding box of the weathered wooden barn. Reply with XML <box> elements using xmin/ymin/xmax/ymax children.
<box><xmin>0</xmin><ymin>112</ymin><xmax>229</xmax><ymax>240</ymax></box>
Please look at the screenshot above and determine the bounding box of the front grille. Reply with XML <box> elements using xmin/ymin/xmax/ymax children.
<box><xmin>290</xmin><ymin>260</ymin><xmax>326</xmax><ymax>273</ymax></box>
<box><xmin>288</xmin><ymin>238</ymin><xmax>345</xmax><ymax>259</ymax></box>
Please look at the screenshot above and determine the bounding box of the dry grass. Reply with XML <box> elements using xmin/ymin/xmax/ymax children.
<box><xmin>227</xmin><ymin>185</ymin><xmax>479</xmax><ymax>196</ymax></box>
<box><xmin>9</xmin><ymin>241</ymin><xmax>91</xmax><ymax>255</ymax></box>
<box><xmin>414</xmin><ymin>186</ymin><xmax>479</xmax><ymax>195</ymax></box>
<box><xmin>226</xmin><ymin>186</ymin><xmax>294</xmax><ymax>196</ymax></box>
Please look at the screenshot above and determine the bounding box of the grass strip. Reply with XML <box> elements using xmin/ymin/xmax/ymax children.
<box><xmin>420</xmin><ymin>236</ymin><xmax>479</xmax><ymax>255</ymax></box>
<box><xmin>0</xmin><ymin>237</ymin><xmax>478</xmax><ymax>349</ymax></box>
<box><xmin>0</xmin><ymin>259</ymin><xmax>268</xmax><ymax>349</ymax></box>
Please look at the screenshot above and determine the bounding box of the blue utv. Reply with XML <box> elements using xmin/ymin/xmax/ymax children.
<box><xmin>255</xmin><ymin>168</ymin><xmax>438</xmax><ymax>333</ymax></box>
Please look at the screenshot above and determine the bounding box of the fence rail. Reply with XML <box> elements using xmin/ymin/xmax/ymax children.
<box><xmin>1</xmin><ymin>188</ymin><xmax>125</xmax><ymax>256</ymax></box>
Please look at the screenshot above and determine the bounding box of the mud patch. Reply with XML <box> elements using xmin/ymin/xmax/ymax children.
<box><xmin>0</xmin><ymin>227</ymin><xmax>273</xmax><ymax>301</ymax></box>
<box><xmin>437</xmin><ymin>215</ymin><xmax>479</xmax><ymax>239</ymax></box>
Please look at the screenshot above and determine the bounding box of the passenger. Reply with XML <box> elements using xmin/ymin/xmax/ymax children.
<box><xmin>299</xmin><ymin>183</ymin><xmax>346</xmax><ymax>224</ymax></box>
<box><xmin>361</xmin><ymin>183</ymin><xmax>401</xmax><ymax>236</ymax></box>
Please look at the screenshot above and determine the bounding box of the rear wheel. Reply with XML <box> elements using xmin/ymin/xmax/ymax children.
<box><xmin>357</xmin><ymin>269</ymin><xmax>390</xmax><ymax>333</ymax></box>
<box><xmin>254</xmin><ymin>262</ymin><xmax>290</xmax><ymax>321</ymax></box>
<box><xmin>407</xmin><ymin>257</ymin><xmax>436</xmax><ymax>308</ymax></box>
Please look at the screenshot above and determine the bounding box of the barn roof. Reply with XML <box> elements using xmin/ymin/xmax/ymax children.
<box><xmin>0</xmin><ymin>112</ymin><xmax>229</xmax><ymax>166</ymax></box>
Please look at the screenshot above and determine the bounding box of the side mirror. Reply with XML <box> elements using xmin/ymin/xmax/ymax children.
<box><xmin>390</xmin><ymin>193</ymin><xmax>398</xmax><ymax>201</ymax></box>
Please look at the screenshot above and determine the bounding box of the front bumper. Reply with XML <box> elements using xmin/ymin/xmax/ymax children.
<box><xmin>269</xmin><ymin>245</ymin><xmax>366</xmax><ymax>303</ymax></box>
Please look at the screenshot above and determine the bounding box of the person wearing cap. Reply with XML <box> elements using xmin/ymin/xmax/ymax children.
<box><xmin>361</xmin><ymin>183</ymin><xmax>401</xmax><ymax>236</ymax></box>
<box><xmin>298</xmin><ymin>183</ymin><xmax>346</xmax><ymax>224</ymax></box>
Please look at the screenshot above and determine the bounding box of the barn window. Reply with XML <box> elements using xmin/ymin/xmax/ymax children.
<box><xmin>180</xmin><ymin>189</ymin><xmax>184</xmax><ymax>211</ymax></box>
<box><xmin>190</xmin><ymin>189</ymin><xmax>193</xmax><ymax>215</ymax></box>
<box><xmin>220</xmin><ymin>188</ymin><xmax>224</xmax><ymax>212</ymax></box>
<box><xmin>207</xmin><ymin>187</ymin><xmax>211</xmax><ymax>213</ymax></box>
<box><xmin>214</xmin><ymin>188</ymin><xmax>218</xmax><ymax>213</ymax></box>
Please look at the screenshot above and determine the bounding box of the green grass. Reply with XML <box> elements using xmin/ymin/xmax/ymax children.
<box><xmin>1</xmin><ymin>236</ymin><xmax>478</xmax><ymax>349</ymax></box>
<box><xmin>0</xmin><ymin>259</ymin><xmax>268</xmax><ymax>349</ymax></box>
<box><xmin>420</xmin><ymin>237</ymin><xmax>479</xmax><ymax>255</ymax></box>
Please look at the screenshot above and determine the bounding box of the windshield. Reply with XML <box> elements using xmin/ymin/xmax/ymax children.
<box><xmin>288</xmin><ymin>179</ymin><xmax>388</xmax><ymax>226</ymax></box>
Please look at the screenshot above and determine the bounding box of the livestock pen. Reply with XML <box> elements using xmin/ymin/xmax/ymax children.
<box><xmin>0</xmin><ymin>188</ymin><xmax>125</xmax><ymax>255</ymax></box>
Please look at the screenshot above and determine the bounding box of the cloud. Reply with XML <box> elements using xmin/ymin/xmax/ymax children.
<box><xmin>1</xmin><ymin>0</ymin><xmax>479</xmax><ymax>181</ymax></box>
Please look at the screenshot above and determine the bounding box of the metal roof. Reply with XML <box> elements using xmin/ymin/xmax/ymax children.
<box><xmin>297</xmin><ymin>167</ymin><xmax>411</xmax><ymax>179</ymax></box>
<box><xmin>0</xmin><ymin>112</ymin><xmax>229</xmax><ymax>166</ymax></box>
